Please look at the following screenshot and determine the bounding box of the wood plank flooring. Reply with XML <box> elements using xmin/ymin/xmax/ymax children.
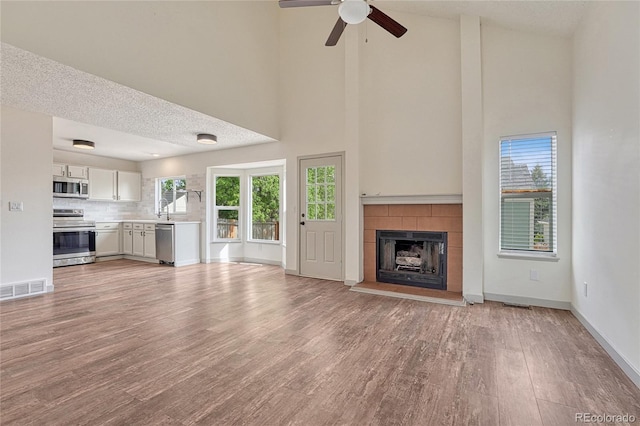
<box><xmin>1</xmin><ymin>260</ymin><xmax>638</xmax><ymax>425</ymax></box>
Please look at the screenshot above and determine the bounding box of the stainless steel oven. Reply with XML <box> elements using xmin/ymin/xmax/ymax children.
<box><xmin>53</xmin><ymin>209</ymin><xmax>96</xmax><ymax>267</ymax></box>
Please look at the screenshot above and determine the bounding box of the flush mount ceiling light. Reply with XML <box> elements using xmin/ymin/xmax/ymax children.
<box><xmin>72</xmin><ymin>139</ymin><xmax>95</xmax><ymax>150</ymax></box>
<box><xmin>338</xmin><ymin>0</ymin><xmax>370</xmax><ymax>24</ymax></box>
<box><xmin>197</xmin><ymin>133</ymin><xmax>217</xmax><ymax>145</ymax></box>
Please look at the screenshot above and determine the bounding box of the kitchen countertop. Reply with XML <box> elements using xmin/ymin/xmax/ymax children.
<box><xmin>94</xmin><ymin>219</ymin><xmax>201</xmax><ymax>225</ymax></box>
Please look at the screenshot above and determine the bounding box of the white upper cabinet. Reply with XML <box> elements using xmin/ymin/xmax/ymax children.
<box><xmin>53</xmin><ymin>163</ymin><xmax>88</xmax><ymax>179</ymax></box>
<box><xmin>67</xmin><ymin>165</ymin><xmax>88</xmax><ymax>179</ymax></box>
<box><xmin>89</xmin><ymin>168</ymin><xmax>117</xmax><ymax>201</ymax></box>
<box><xmin>53</xmin><ymin>163</ymin><xmax>66</xmax><ymax>177</ymax></box>
<box><xmin>118</xmin><ymin>171</ymin><xmax>141</xmax><ymax>202</ymax></box>
<box><xmin>88</xmin><ymin>168</ymin><xmax>141</xmax><ymax>202</ymax></box>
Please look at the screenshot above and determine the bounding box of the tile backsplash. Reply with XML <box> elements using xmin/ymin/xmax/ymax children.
<box><xmin>53</xmin><ymin>173</ymin><xmax>206</xmax><ymax>223</ymax></box>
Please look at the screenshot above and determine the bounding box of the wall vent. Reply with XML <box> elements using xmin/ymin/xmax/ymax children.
<box><xmin>0</xmin><ymin>279</ymin><xmax>47</xmax><ymax>301</ymax></box>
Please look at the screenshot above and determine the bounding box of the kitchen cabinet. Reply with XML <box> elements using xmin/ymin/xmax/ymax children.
<box><xmin>53</xmin><ymin>163</ymin><xmax>88</xmax><ymax>179</ymax></box>
<box><xmin>122</xmin><ymin>223</ymin><xmax>134</xmax><ymax>255</ymax></box>
<box><xmin>117</xmin><ymin>171</ymin><xmax>141</xmax><ymax>202</ymax></box>
<box><xmin>89</xmin><ymin>168</ymin><xmax>141</xmax><ymax>202</ymax></box>
<box><xmin>95</xmin><ymin>223</ymin><xmax>120</xmax><ymax>257</ymax></box>
<box><xmin>130</xmin><ymin>223</ymin><xmax>155</xmax><ymax>258</ymax></box>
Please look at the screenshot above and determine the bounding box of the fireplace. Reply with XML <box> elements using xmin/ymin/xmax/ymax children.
<box><xmin>376</xmin><ymin>230</ymin><xmax>447</xmax><ymax>290</ymax></box>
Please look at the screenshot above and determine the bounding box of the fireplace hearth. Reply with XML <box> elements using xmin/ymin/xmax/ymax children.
<box><xmin>376</xmin><ymin>230</ymin><xmax>447</xmax><ymax>290</ymax></box>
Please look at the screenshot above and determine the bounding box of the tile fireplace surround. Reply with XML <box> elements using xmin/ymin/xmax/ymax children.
<box><xmin>363</xmin><ymin>204</ymin><xmax>462</xmax><ymax>292</ymax></box>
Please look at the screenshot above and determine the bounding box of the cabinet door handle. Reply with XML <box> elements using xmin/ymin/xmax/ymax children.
<box><xmin>129</xmin><ymin>230</ymin><xmax>132</xmax><ymax>236</ymax></box>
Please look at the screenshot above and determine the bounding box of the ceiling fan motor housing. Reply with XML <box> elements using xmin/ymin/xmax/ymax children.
<box><xmin>338</xmin><ymin>0</ymin><xmax>370</xmax><ymax>24</ymax></box>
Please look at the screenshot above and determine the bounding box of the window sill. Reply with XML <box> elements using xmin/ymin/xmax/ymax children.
<box><xmin>212</xmin><ymin>239</ymin><xmax>242</xmax><ymax>244</ymax></box>
<box><xmin>498</xmin><ymin>251</ymin><xmax>560</xmax><ymax>262</ymax></box>
<box><xmin>247</xmin><ymin>240</ymin><xmax>281</xmax><ymax>245</ymax></box>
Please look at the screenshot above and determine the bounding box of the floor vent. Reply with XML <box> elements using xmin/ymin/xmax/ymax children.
<box><xmin>0</xmin><ymin>279</ymin><xmax>47</xmax><ymax>301</ymax></box>
<box><xmin>503</xmin><ymin>302</ymin><xmax>532</xmax><ymax>309</ymax></box>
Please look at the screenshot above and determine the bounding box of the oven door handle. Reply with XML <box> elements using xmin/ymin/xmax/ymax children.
<box><xmin>53</xmin><ymin>227</ymin><xmax>97</xmax><ymax>233</ymax></box>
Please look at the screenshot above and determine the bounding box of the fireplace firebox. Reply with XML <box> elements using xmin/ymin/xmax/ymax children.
<box><xmin>376</xmin><ymin>230</ymin><xmax>447</xmax><ymax>290</ymax></box>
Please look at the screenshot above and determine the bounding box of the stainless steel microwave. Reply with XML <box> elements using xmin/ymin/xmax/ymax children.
<box><xmin>53</xmin><ymin>177</ymin><xmax>89</xmax><ymax>199</ymax></box>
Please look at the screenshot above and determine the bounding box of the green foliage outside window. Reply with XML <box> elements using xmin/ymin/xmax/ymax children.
<box><xmin>216</xmin><ymin>176</ymin><xmax>240</xmax><ymax>219</ymax></box>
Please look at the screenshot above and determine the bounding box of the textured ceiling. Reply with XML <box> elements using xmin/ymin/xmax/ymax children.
<box><xmin>0</xmin><ymin>43</ymin><xmax>277</xmax><ymax>161</ymax></box>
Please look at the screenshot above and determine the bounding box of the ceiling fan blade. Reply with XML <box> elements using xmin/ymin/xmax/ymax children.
<box><xmin>325</xmin><ymin>17</ymin><xmax>347</xmax><ymax>46</ymax></box>
<box><xmin>279</xmin><ymin>0</ymin><xmax>337</xmax><ymax>8</ymax></box>
<box><xmin>367</xmin><ymin>5</ymin><xmax>408</xmax><ymax>38</ymax></box>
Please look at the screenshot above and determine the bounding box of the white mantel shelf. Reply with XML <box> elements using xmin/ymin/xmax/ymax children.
<box><xmin>360</xmin><ymin>194</ymin><xmax>463</xmax><ymax>205</ymax></box>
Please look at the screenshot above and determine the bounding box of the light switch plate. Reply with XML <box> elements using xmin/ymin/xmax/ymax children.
<box><xmin>9</xmin><ymin>202</ymin><xmax>23</xmax><ymax>211</ymax></box>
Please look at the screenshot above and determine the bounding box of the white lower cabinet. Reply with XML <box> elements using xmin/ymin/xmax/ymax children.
<box><xmin>130</xmin><ymin>223</ymin><xmax>156</xmax><ymax>258</ymax></box>
<box><xmin>95</xmin><ymin>223</ymin><xmax>121</xmax><ymax>257</ymax></box>
<box><xmin>122</xmin><ymin>223</ymin><xmax>134</xmax><ymax>255</ymax></box>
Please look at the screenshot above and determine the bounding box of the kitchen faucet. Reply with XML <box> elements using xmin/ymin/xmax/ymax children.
<box><xmin>158</xmin><ymin>198</ymin><xmax>171</xmax><ymax>221</ymax></box>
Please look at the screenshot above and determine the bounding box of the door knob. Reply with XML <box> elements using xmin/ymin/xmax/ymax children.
<box><xmin>300</xmin><ymin>221</ymin><xmax>305</xmax><ymax>225</ymax></box>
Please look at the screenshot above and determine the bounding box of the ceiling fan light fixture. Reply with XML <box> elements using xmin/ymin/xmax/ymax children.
<box><xmin>197</xmin><ymin>133</ymin><xmax>217</xmax><ymax>145</ymax></box>
<box><xmin>72</xmin><ymin>139</ymin><xmax>95</xmax><ymax>150</ymax></box>
<box><xmin>338</xmin><ymin>0</ymin><xmax>370</xmax><ymax>24</ymax></box>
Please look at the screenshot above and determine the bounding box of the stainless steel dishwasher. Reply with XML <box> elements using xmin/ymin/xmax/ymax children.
<box><xmin>155</xmin><ymin>224</ymin><xmax>175</xmax><ymax>264</ymax></box>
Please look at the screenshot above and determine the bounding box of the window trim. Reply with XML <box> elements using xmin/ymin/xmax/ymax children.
<box><xmin>156</xmin><ymin>176</ymin><xmax>187</xmax><ymax>216</ymax></box>
<box><xmin>247</xmin><ymin>172</ymin><xmax>282</xmax><ymax>244</ymax></box>
<box><xmin>498</xmin><ymin>131</ymin><xmax>557</xmax><ymax>259</ymax></box>
<box><xmin>213</xmin><ymin>174</ymin><xmax>242</xmax><ymax>242</ymax></box>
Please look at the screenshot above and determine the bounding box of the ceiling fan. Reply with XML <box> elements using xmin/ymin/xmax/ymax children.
<box><xmin>279</xmin><ymin>0</ymin><xmax>408</xmax><ymax>46</ymax></box>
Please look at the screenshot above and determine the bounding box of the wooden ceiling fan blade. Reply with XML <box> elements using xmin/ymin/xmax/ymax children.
<box><xmin>367</xmin><ymin>5</ymin><xmax>408</xmax><ymax>38</ymax></box>
<box><xmin>279</xmin><ymin>0</ymin><xmax>337</xmax><ymax>8</ymax></box>
<box><xmin>325</xmin><ymin>17</ymin><xmax>347</xmax><ymax>46</ymax></box>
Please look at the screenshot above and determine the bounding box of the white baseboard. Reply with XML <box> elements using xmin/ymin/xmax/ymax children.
<box><xmin>174</xmin><ymin>259</ymin><xmax>200</xmax><ymax>267</ymax></box>
<box><xmin>463</xmin><ymin>293</ymin><xmax>484</xmax><ymax>304</ymax></box>
<box><xmin>122</xmin><ymin>255</ymin><xmax>159</xmax><ymax>264</ymax></box>
<box><xmin>243</xmin><ymin>257</ymin><xmax>281</xmax><ymax>267</ymax></box>
<box><xmin>284</xmin><ymin>269</ymin><xmax>298</xmax><ymax>276</ymax></box>
<box><xmin>344</xmin><ymin>279</ymin><xmax>358</xmax><ymax>286</ymax></box>
<box><xmin>484</xmin><ymin>293</ymin><xmax>570</xmax><ymax>310</ymax></box>
<box><xmin>571</xmin><ymin>306</ymin><xmax>640</xmax><ymax>389</ymax></box>
<box><xmin>96</xmin><ymin>255</ymin><xmax>124</xmax><ymax>262</ymax></box>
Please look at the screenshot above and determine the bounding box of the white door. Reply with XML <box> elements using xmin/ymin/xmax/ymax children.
<box><xmin>299</xmin><ymin>155</ymin><xmax>342</xmax><ymax>281</ymax></box>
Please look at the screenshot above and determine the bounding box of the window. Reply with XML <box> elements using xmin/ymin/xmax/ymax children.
<box><xmin>214</xmin><ymin>176</ymin><xmax>240</xmax><ymax>240</ymax></box>
<box><xmin>157</xmin><ymin>176</ymin><xmax>187</xmax><ymax>215</ymax></box>
<box><xmin>250</xmin><ymin>174</ymin><xmax>280</xmax><ymax>241</ymax></box>
<box><xmin>306</xmin><ymin>166</ymin><xmax>336</xmax><ymax>221</ymax></box>
<box><xmin>500</xmin><ymin>132</ymin><xmax>557</xmax><ymax>255</ymax></box>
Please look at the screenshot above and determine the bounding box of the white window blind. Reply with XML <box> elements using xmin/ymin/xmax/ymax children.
<box><xmin>500</xmin><ymin>132</ymin><xmax>557</xmax><ymax>254</ymax></box>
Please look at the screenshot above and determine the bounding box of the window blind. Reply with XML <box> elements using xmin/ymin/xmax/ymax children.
<box><xmin>500</xmin><ymin>133</ymin><xmax>557</xmax><ymax>253</ymax></box>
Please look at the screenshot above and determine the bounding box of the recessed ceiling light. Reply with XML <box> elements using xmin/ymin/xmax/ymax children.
<box><xmin>72</xmin><ymin>139</ymin><xmax>95</xmax><ymax>150</ymax></box>
<box><xmin>197</xmin><ymin>133</ymin><xmax>217</xmax><ymax>145</ymax></box>
<box><xmin>151</xmin><ymin>153</ymin><xmax>160</xmax><ymax>157</ymax></box>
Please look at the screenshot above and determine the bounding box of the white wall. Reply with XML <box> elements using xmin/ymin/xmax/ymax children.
<box><xmin>54</xmin><ymin>149</ymin><xmax>139</xmax><ymax>172</ymax></box>
<box><xmin>572</xmin><ymin>1</ymin><xmax>640</xmax><ymax>378</ymax></box>
<box><xmin>1</xmin><ymin>1</ymin><xmax>280</xmax><ymax>139</ymax></box>
<box><xmin>360</xmin><ymin>13</ymin><xmax>462</xmax><ymax>196</ymax></box>
<box><xmin>1</xmin><ymin>106</ymin><xmax>53</xmax><ymax>290</ymax></box>
<box><xmin>481</xmin><ymin>24</ymin><xmax>573</xmax><ymax>305</ymax></box>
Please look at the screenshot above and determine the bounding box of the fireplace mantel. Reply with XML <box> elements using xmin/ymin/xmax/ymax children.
<box><xmin>360</xmin><ymin>194</ymin><xmax>462</xmax><ymax>205</ymax></box>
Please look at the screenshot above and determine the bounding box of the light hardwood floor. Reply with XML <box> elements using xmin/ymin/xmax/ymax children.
<box><xmin>1</xmin><ymin>260</ymin><xmax>638</xmax><ymax>425</ymax></box>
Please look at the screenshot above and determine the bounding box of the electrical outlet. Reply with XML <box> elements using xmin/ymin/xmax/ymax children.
<box><xmin>8</xmin><ymin>202</ymin><xmax>23</xmax><ymax>212</ymax></box>
<box><xmin>583</xmin><ymin>282</ymin><xmax>588</xmax><ymax>297</ymax></box>
<box><xmin>529</xmin><ymin>269</ymin><xmax>539</xmax><ymax>281</ymax></box>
